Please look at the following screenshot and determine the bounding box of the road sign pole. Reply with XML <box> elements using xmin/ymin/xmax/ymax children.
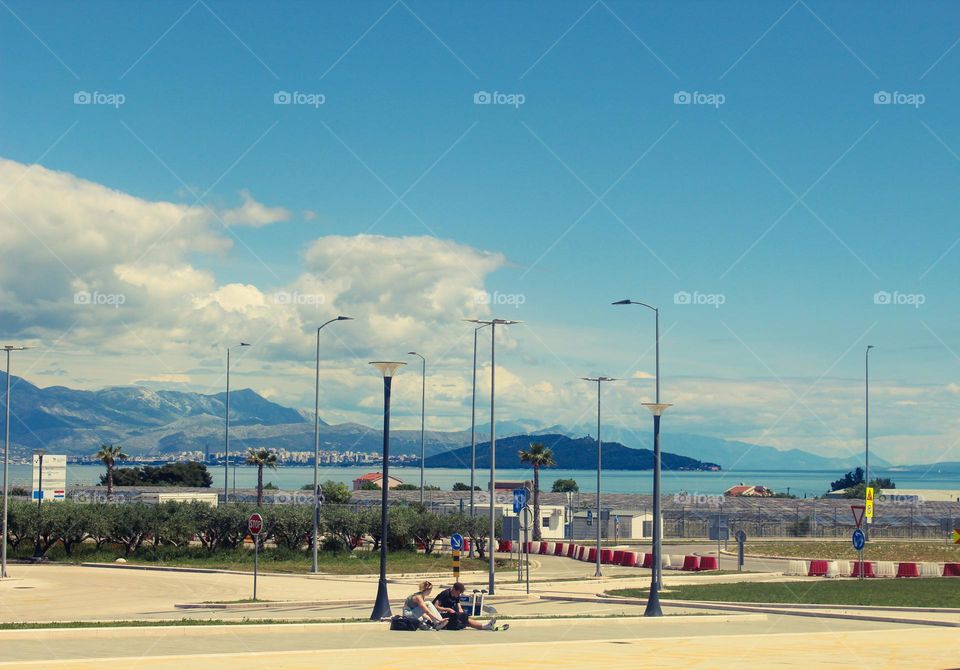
<box><xmin>524</xmin><ymin>511</ymin><xmax>530</xmax><ymax>595</ymax></box>
<box><xmin>453</xmin><ymin>549</ymin><xmax>460</xmax><ymax>581</ymax></box>
<box><xmin>253</xmin><ymin>534</ymin><xmax>259</xmax><ymax>600</ymax></box>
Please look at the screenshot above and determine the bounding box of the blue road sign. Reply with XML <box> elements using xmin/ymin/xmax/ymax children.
<box><xmin>450</xmin><ymin>533</ymin><xmax>464</xmax><ymax>551</ymax></box>
<box><xmin>512</xmin><ymin>489</ymin><xmax>528</xmax><ymax>514</ymax></box>
<box><xmin>852</xmin><ymin>528</ymin><xmax>866</xmax><ymax>551</ymax></box>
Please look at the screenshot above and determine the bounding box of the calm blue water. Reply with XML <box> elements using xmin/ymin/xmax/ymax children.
<box><xmin>5</xmin><ymin>463</ymin><xmax>959</xmax><ymax>497</ymax></box>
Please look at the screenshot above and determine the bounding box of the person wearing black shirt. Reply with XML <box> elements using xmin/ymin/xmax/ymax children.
<box><xmin>432</xmin><ymin>582</ymin><xmax>501</xmax><ymax>631</ymax></box>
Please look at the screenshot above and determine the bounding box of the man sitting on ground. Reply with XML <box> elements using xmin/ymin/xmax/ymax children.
<box><xmin>432</xmin><ymin>582</ymin><xmax>506</xmax><ymax>631</ymax></box>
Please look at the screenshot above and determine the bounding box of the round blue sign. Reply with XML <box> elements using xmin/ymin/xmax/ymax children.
<box><xmin>852</xmin><ymin>528</ymin><xmax>866</xmax><ymax>551</ymax></box>
<box><xmin>450</xmin><ymin>533</ymin><xmax>464</xmax><ymax>550</ymax></box>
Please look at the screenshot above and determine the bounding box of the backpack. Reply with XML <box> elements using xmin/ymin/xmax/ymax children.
<box><xmin>389</xmin><ymin>615</ymin><xmax>421</xmax><ymax>631</ymax></box>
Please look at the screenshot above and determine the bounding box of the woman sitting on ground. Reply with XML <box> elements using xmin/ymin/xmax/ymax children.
<box><xmin>402</xmin><ymin>581</ymin><xmax>447</xmax><ymax>629</ymax></box>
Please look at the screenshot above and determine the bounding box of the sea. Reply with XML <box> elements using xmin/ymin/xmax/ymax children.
<box><xmin>6</xmin><ymin>463</ymin><xmax>960</xmax><ymax>498</ymax></box>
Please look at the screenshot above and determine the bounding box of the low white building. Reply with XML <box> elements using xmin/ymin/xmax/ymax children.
<box><xmin>138</xmin><ymin>491</ymin><xmax>219</xmax><ymax>507</ymax></box>
<box><xmin>496</xmin><ymin>503</ymin><xmax>566</xmax><ymax>540</ymax></box>
<box><xmin>571</xmin><ymin>509</ymin><xmax>655</xmax><ymax>541</ymax></box>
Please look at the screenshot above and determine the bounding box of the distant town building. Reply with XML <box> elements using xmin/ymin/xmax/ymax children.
<box><xmin>352</xmin><ymin>472</ymin><xmax>404</xmax><ymax>491</ymax></box>
<box><xmin>724</xmin><ymin>484</ymin><xmax>774</xmax><ymax>497</ymax></box>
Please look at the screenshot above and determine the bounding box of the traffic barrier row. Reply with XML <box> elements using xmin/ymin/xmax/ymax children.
<box><xmin>501</xmin><ymin>540</ymin><xmax>726</xmax><ymax>572</ymax></box>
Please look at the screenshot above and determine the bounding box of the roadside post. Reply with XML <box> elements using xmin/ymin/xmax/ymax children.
<box><xmin>513</xmin><ymin>488</ymin><xmax>527</xmax><ymax>582</ymax></box>
<box><xmin>451</xmin><ymin>533</ymin><xmax>464</xmax><ymax>581</ymax></box>
<box><xmin>851</xmin><ymin>505</ymin><xmax>866</xmax><ymax>579</ymax></box>
<box><xmin>735</xmin><ymin>530</ymin><xmax>747</xmax><ymax>572</ymax></box>
<box><xmin>248</xmin><ymin>513</ymin><xmax>263</xmax><ymax>600</ymax></box>
<box><xmin>865</xmin><ymin>486</ymin><xmax>874</xmax><ymax>537</ymax></box>
<box><xmin>520</xmin><ymin>505</ymin><xmax>532</xmax><ymax>595</ymax></box>
<box><xmin>614</xmin><ymin>514</ymin><xmax>620</xmax><ymax>544</ymax></box>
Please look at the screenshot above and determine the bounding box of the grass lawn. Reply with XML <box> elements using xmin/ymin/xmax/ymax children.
<box><xmin>742</xmin><ymin>541</ymin><xmax>960</xmax><ymax>563</ymax></box>
<box><xmin>610</xmin><ymin>578</ymin><xmax>960</xmax><ymax>608</ymax></box>
<box><xmin>11</xmin><ymin>544</ymin><xmax>513</xmax><ymax>575</ymax></box>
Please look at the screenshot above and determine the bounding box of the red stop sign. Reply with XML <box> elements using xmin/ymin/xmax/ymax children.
<box><xmin>248</xmin><ymin>513</ymin><xmax>263</xmax><ymax>535</ymax></box>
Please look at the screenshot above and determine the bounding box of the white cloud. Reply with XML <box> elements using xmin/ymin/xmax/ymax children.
<box><xmin>221</xmin><ymin>190</ymin><xmax>291</xmax><ymax>227</ymax></box>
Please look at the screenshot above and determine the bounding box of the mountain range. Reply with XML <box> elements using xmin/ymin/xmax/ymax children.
<box><xmin>0</xmin><ymin>372</ymin><xmax>892</xmax><ymax>471</ymax></box>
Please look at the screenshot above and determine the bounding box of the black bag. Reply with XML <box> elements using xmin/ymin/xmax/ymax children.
<box><xmin>389</xmin><ymin>615</ymin><xmax>421</xmax><ymax>631</ymax></box>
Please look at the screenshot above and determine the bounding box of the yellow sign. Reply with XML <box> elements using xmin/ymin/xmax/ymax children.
<box><xmin>952</xmin><ymin>529</ymin><xmax>960</xmax><ymax>545</ymax></box>
<box><xmin>865</xmin><ymin>487</ymin><xmax>874</xmax><ymax>502</ymax></box>
<box><xmin>865</xmin><ymin>500</ymin><xmax>874</xmax><ymax>522</ymax></box>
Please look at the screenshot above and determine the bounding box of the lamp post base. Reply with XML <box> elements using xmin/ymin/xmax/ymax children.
<box><xmin>644</xmin><ymin>587</ymin><xmax>663</xmax><ymax>617</ymax></box>
<box><xmin>370</xmin><ymin>579</ymin><xmax>392</xmax><ymax>620</ymax></box>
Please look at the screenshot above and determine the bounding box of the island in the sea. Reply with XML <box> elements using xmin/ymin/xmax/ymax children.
<box><xmin>423</xmin><ymin>434</ymin><xmax>722</xmax><ymax>471</ymax></box>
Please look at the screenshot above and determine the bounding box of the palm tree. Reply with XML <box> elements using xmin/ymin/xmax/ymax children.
<box><xmin>96</xmin><ymin>443</ymin><xmax>127</xmax><ymax>498</ymax></box>
<box><xmin>245</xmin><ymin>448</ymin><xmax>278</xmax><ymax>506</ymax></box>
<box><xmin>518</xmin><ymin>442</ymin><xmax>556</xmax><ymax>541</ymax></box>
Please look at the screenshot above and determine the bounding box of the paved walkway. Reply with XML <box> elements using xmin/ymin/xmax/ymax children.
<box><xmin>1</xmin><ymin>615</ymin><xmax>955</xmax><ymax>669</ymax></box>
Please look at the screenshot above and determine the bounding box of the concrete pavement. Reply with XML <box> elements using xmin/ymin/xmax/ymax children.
<box><xmin>1</xmin><ymin>614</ymin><xmax>956</xmax><ymax>669</ymax></box>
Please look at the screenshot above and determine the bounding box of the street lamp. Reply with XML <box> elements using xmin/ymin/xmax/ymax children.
<box><xmin>642</xmin><ymin>402</ymin><xmax>671</xmax><ymax>617</ymax></box>
<box><xmin>613</xmin><ymin>299</ymin><xmax>665</xmax><ymax>610</ymax></box>
<box><xmin>224</xmin><ymin>342</ymin><xmax>250</xmax><ymax>503</ymax></box>
<box><xmin>2</xmin><ymin>346</ymin><xmax>30</xmax><ymax>579</ymax></box>
<box><xmin>369</xmin><ymin>360</ymin><xmax>406</xmax><ymax>620</ymax></box>
<box><xmin>468</xmin><ymin>323</ymin><xmax>491</xmax><ymax>558</ymax></box>
<box><xmin>466</xmin><ymin>318</ymin><xmax>521</xmax><ymax>596</ymax></box>
<box><xmin>407</xmin><ymin>352</ymin><xmax>426</xmax><ymax>505</ymax></box>
<box><xmin>311</xmin><ymin>316</ymin><xmax>353</xmax><ymax>573</ymax></box>
<box><xmin>581</xmin><ymin>377</ymin><xmax>616</xmax><ymax>577</ymax></box>
<box><xmin>865</xmin><ymin>344</ymin><xmax>874</xmax><ymax>541</ymax></box>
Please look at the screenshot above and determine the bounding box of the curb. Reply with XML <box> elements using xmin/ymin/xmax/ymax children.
<box><xmin>175</xmin><ymin>594</ymin><xmax>540</xmax><ymax>610</ymax></box>
<box><xmin>75</xmin><ymin>562</ymin><xmax>488</xmax><ymax>580</ymax></box>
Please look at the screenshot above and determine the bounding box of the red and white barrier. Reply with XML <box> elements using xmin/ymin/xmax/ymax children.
<box><xmin>808</xmin><ymin>560</ymin><xmax>829</xmax><ymax>577</ymax></box>
<box><xmin>943</xmin><ymin>563</ymin><xmax>960</xmax><ymax>577</ymax></box>
<box><xmin>681</xmin><ymin>555</ymin><xmax>700</xmax><ymax>571</ymax></box>
<box><xmin>554</xmin><ymin>542</ymin><xmax>565</xmax><ymax>556</ymax></box>
<box><xmin>642</xmin><ymin>553</ymin><xmax>654</xmax><ymax>569</ymax></box>
<box><xmin>896</xmin><ymin>562</ymin><xmax>920</xmax><ymax>578</ymax></box>
<box><xmin>698</xmin><ymin>556</ymin><xmax>719</xmax><ymax>571</ymax></box>
<box><xmin>620</xmin><ymin>551</ymin><xmax>638</xmax><ymax>567</ymax></box>
<box><xmin>850</xmin><ymin>561</ymin><xmax>875</xmax><ymax>578</ymax></box>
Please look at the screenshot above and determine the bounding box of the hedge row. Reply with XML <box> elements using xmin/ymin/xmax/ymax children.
<box><xmin>2</xmin><ymin>500</ymin><xmax>500</xmax><ymax>558</ymax></box>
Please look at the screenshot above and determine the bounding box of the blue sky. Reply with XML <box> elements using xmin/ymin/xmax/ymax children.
<box><xmin>2</xmin><ymin>1</ymin><xmax>960</xmax><ymax>464</ymax></box>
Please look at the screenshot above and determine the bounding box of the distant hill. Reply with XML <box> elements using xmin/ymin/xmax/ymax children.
<box><xmin>423</xmin><ymin>433</ymin><xmax>720</xmax><ymax>471</ymax></box>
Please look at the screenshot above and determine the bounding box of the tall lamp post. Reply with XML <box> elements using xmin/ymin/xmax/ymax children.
<box><xmin>224</xmin><ymin>342</ymin><xmax>250</xmax><ymax>503</ymax></box>
<box><xmin>865</xmin><ymin>344</ymin><xmax>874</xmax><ymax>540</ymax></box>
<box><xmin>407</xmin><ymin>352</ymin><xmax>426</xmax><ymax>505</ymax></box>
<box><xmin>466</xmin><ymin>318</ymin><xmax>521</xmax><ymax>596</ymax></box>
<box><xmin>311</xmin><ymin>316</ymin><xmax>353</xmax><ymax>573</ymax></box>
<box><xmin>641</xmin><ymin>402</ymin><xmax>671</xmax><ymax>616</ymax></box>
<box><xmin>369</xmin><ymin>361</ymin><xmax>406</xmax><ymax>620</ymax></box>
<box><xmin>581</xmin><ymin>377</ymin><xmax>616</xmax><ymax>577</ymax></box>
<box><xmin>2</xmin><ymin>345</ymin><xmax>30</xmax><ymax>579</ymax></box>
<box><xmin>469</xmin><ymin>323</ymin><xmax>490</xmax><ymax>525</ymax></box>
<box><xmin>613</xmin><ymin>299</ymin><xmax>666</xmax><ymax>613</ymax></box>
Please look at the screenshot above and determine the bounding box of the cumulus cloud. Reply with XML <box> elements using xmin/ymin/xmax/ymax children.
<box><xmin>221</xmin><ymin>190</ymin><xmax>291</xmax><ymax>227</ymax></box>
